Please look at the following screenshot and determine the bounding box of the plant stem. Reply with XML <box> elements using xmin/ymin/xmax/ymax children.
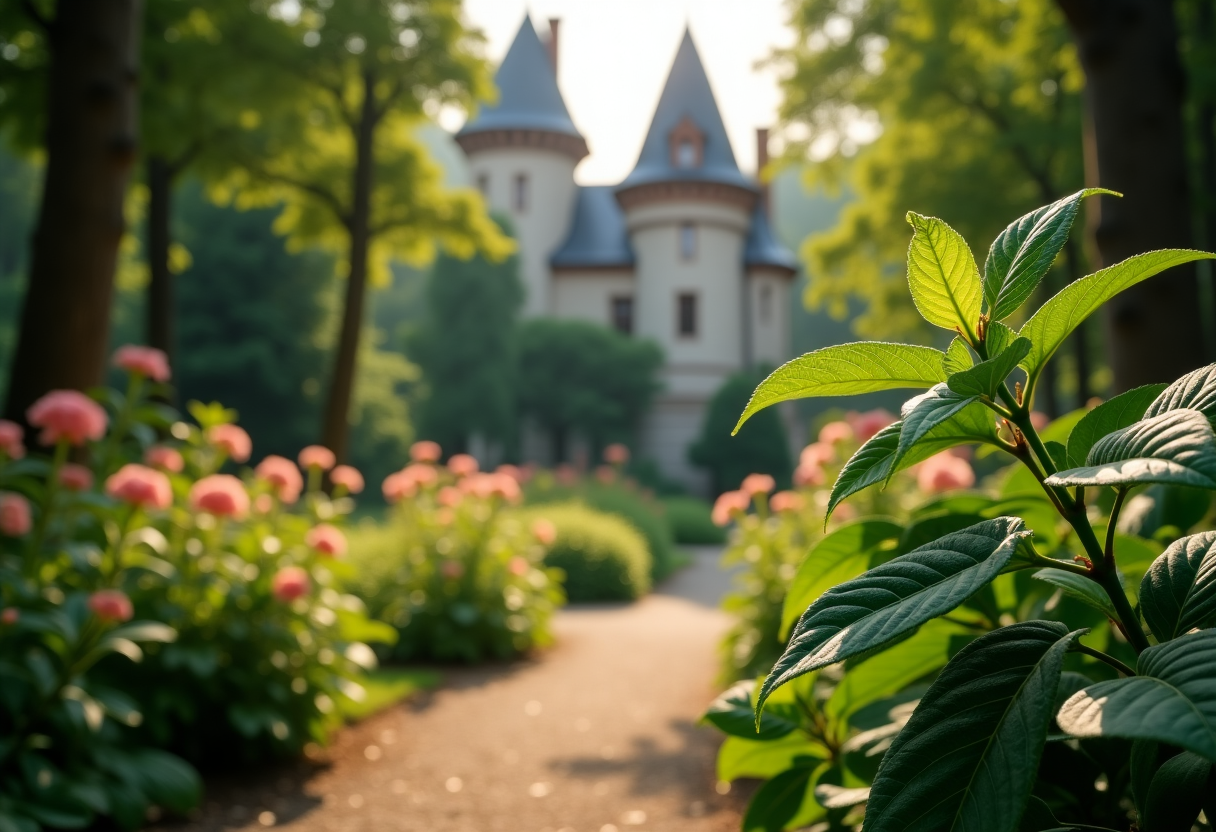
<box><xmin>24</xmin><ymin>439</ymin><xmax>69</xmax><ymax>578</ymax></box>
<box><xmin>1073</xmin><ymin>642</ymin><xmax>1136</xmax><ymax>677</ymax></box>
<box><xmin>1105</xmin><ymin>488</ymin><xmax>1128</xmax><ymax>567</ymax></box>
<box><xmin>1068</xmin><ymin>515</ymin><xmax>1151</xmax><ymax>652</ymax></box>
<box><xmin>1031</xmin><ymin>552</ymin><xmax>1092</xmax><ymax>577</ymax></box>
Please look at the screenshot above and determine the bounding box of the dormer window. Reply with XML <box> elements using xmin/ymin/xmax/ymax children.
<box><xmin>668</xmin><ymin>116</ymin><xmax>704</xmax><ymax>169</ymax></box>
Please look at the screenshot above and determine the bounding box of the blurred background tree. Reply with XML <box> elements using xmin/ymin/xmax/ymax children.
<box><xmin>689</xmin><ymin>368</ymin><xmax>792</xmax><ymax>495</ymax></box>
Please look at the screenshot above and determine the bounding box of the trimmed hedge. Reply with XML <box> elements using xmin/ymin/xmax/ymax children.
<box><xmin>662</xmin><ymin>496</ymin><xmax>726</xmax><ymax>545</ymax></box>
<box><xmin>522</xmin><ymin>504</ymin><xmax>652</xmax><ymax>602</ymax></box>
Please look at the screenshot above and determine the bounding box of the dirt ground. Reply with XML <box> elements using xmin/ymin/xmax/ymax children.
<box><xmin>159</xmin><ymin>548</ymin><xmax>748</xmax><ymax>832</ymax></box>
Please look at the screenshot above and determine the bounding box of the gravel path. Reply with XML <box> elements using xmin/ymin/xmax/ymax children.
<box><xmin>172</xmin><ymin>548</ymin><xmax>745</xmax><ymax>832</ymax></box>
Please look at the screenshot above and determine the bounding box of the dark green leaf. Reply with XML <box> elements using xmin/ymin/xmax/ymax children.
<box><xmin>1044</xmin><ymin>409</ymin><xmax>1216</xmax><ymax>490</ymax></box>
<box><xmin>905</xmin><ymin>212</ymin><xmax>983</xmax><ymax>341</ymax></box>
<box><xmin>1129</xmin><ymin>739</ymin><xmax>1159</xmax><ymax>817</ymax></box>
<box><xmin>1066</xmin><ymin>384</ymin><xmax>1168</xmax><ymax>468</ymax></box>
<box><xmin>983</xmin><ymin>189</ymin><xmax>1115</xmax><ymax>320</ymax></box>
<box><xmin>892</xmin><ymin>384</ymin><xmax>978</xmax><ymax>474</ymax></box>
<box><xmin>1139</xmin><ymin>531</ymin><xmax>1216</xmax><ymax>641</ymax></box>
<box><xmin>1056</xmin><ymin>629</ymin><xmax>1216</xmax><ymax>761</ymax></box>
<box><xmin>705</xmin><ymin>680</ymin><xmax>800</xmax><ymax>740</ymax></box>
<box><xmin>125</xmin><ymin>750</ymin><xmax>200</xmax><ymax>813</ymax></box>
<box><xmin>1032</xmin><ymin>570</ymin><xmax>1118</xmax><ymax>620</ymax></box>
<box><xmin>943</xmin><ymin>337</ymin><xmax>973</xmax><ymax>374</ymax></box>
<box><xmin>1146</xmin><ymin>362</ymin><xmax>1216</xmax><ymax>425</ymax></box>
<box><xmin>733</xmin><ymin>342</ymin><xmax>947</xmax><ymax>433</ymax></box>
<box><xmin>863</xmin><ymin>621</ymin><xmax>1084</xmax><ymax>832</ymax></box>
<box><xmin>947</xmin><ymin>338</ymin><xmax>1031</xmax><ymax>399</ymax></box>
<box><xmin>1141</xmin><ymin>751</ymin><xmax>1211</xmax><ymax>832</ymax></box>
<box><xmin>759</xmin><ymin>517</ymin><xmax>1030</xmax><ymax>715</ymax></box>
<box><xmin>829</xmin><ymin>422</ymin><xmax>902</xmax><ymax>519</ymax></box>
<box><xmin>743</xmin><ymin>764</ymin><xmax>817</xmax><ymax>832</ymax></box>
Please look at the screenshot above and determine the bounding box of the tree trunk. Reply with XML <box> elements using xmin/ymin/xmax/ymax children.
<box><xmin>320</xmin><ymin>70</ymin><xmax>377</xmax><ymax>462</ymax></box>
<box><xmin>1062</xmin><ymin>238</ymin><xmax>1091</xmax><ymax>406</ymax></box>
<box><xmin>1057</xmin><ymin>0</ymin><xmax>1205</xmax><ymax>391</ymax></box>
<box><xmin>146</xmin><ymin>154</ymin><xmax>175</xmax><ymax>385</ymax></box>
<box><xmin>3</xmin><ymin>0</ymin><xmax>142</xmax><ymax>424</ymax></box>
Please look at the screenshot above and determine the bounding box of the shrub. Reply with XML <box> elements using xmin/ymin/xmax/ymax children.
<box><xmin>522</xmin><ymin>503</ymin><xmax>651</xmax><ymax>602</ymax></box>
<box><xmin>661</xmin><ymin>496</ymin><xmax>725</xmax><ymax>545</ymax></box>
<box><xmin>689</xmin><ymin>368</ymin><xmax>792</xmax><ymax>495</ymax></box>
<box><xmin>706</xmin><ymin>194</ymin><xmax>1216</xmax><ymax>831</ymax></box>
<box><xmin>347</xmin><ymin>456</ymin><xmax>564</xmax><ymax>663</ymax></box>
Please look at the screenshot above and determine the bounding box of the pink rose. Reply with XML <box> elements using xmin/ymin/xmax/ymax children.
<box><xmin>112</xmin><ymin>345</ymin><xmax>171</xmax><ymax>383</ymax></box>
<box><xmin>271</xmin><ymin>566</ymin><xmax>310</xmax><ymax>602</ymax></box>
<box><xmin>410</xmin><ymin>440</ymin><xmax>441</xmax><ymax>463</ymax></box>
<box><xmin>89</xmin><ymin>590</ymin><xmax>133</xmax><ymax>623</ymax></box>
<box><xmin>603</xmin><ymin>443</ymin><xmax>630</xmax><ymax>465</ymax></box>
<box><xmin>255</xmin><ymin>455</ymin><xmax>303</xmax><ymax>503</ymax></box>
<box><xmin>144</xmin><ymin>445</ymin><xmax>184</xmax><ymax>473</ymax></box>
<box><xmin>0</xmin><ymin>420</ymin><xmax>24</xmax><ymax>459</ymax></box>
<box><xmin>382</xmin><ymin>471</ymin><xmax>416</xmax><ymax>503</ymax></box>
<box><xmin>801</xmin><ymin>442</ymin><xmax>834</xmax><ymax>467</ymax></box>
<box><xmin>447</xmin><ymin>454</ymin><xmax>478</xmax><ymax>477</ymax></box>
<box><xmin>818</xmin><ymin>421</ymin><xmax>854</xmax><ymax>445</ymax></box>
<box><xmin>403</xmin><ymin>463</ymin><xmax>438</xmax><ymax>488</ymax></box>
<box><xmin>740</xmin><ymin>473</ymin><xmax>776</xmax><ymax>496</ymax></box>
<box><xmin>916</xmin><ymin>452</ymin><xmax>976</xmax><ymax>494</ymax></box>
<box><xmin>305</xmin><ymin>523</ymin><xmax>347</xmax><ymax>558</ymax></box>
<box><xmin>58</xmin><ymin>463</ymin><xmax>94</xmax><ymax>492</ymax></box>
<box><xmin>298</xmin><ymin>445</ymin><xmax>336</xmax><ymax>471</ymax></box>
<box><xmin>27</xmin><ymin>390</ymin><xmax>107</xmax><ymax>447</ymax></box>
<box><xmin>532</xmin><ymin>518</ymin><xmax>557</xmax><ymax>546</ymax></box>
<box><xmin>711</xmin><ymin>490</ymin><xmax>750</xmax><ymax>526</ymax></box>
<box><xmin>0</xmin><ymin>492</ymin><xmax>31</xmax><ymax>537</ymax></box>
<box><xmin>189</xmin><ymin>474</ymin><xmax>250</xmax><ymax>518</ymax></box>
<box><xmin>331</xmin><ymin>464</ymin><xmax>364</xmax><ymax>494</ymax></box>
<box><xmin>770</xmin><ymin>491</ymin><xmax>805</xmax><ymax>513</ymax></box>
<box><xmin>207</xmin><ymin>424</ymin><xmax>252</xmax><ymax>463</ymax></box>
<box><xmin>105</xmin><ymin>464</ymin><xmax>172</xmax><ymax>509</ymax></box>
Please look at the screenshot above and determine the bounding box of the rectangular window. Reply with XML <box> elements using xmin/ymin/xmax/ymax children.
<box><xmin>610</xmin><ymin>296</ymin><xmax>634</xmax><ymax>335</ymax></box>
<box><xmin>677</xmin><ymin>292</ymin><xmax>698</xmax><ymax>338</ymax></box>
<box><xmin>513</xmin><ymin>173</ymin><xmax>529</xmax><ymax>213</ymax></box>
<box><xmin>477</xmin><ymin>173</ymin><xmax>489</xmax><ymax>197</ymax></box>
<box><xmin>680</xmin><ymin>222</ymin><xmax>696</xmax><ymax>261</ymax></box>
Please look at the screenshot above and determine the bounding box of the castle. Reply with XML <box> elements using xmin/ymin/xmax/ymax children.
<box><xmin>454</xmin><ymin>15</ymin><xmax>796</xmax><ymax>493</ymax></box>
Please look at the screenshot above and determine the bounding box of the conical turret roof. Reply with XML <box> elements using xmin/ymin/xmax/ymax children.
<box><xmin>458</xmin><ymin>15</ymin><xmax>584</xmax><ymax>141</ymax></box>
<box><xmin>619</xmin><ymin>29</ymin><xmax>755</xmax><ymax>192</ymax></box>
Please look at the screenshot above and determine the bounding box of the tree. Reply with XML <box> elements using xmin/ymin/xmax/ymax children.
<box><xmin>516</xmin><ymin>320</ymin><xmax>662</xmax><ymax>463</ymax></box>
<box><xmin>217</xmin><ymin>0</ymin><xmax>511</xmax><ymax>463</ymax></box>
<box><xmin>689</xmin><ymin>369</ymin><xmax>792</xmax><ymax>495</ymax></box>
<box><xmin>1055</xmin><ymin>0</ymin><xmax>1210</xmax><ymax>391</ymax></box>
<box><xmin>409</xmin><ymin>216</ymin><xmax>522</xmax><ymax>455</ymax></box>
<box><xmin>0</xmin><ymin>0</ymin><xmax>142</xmax><ymax>425</ymax></box>
<box><xmin>771</xmin><ymin>0</ymin><xmax>1090</xmax><ymax>412</ymax></box>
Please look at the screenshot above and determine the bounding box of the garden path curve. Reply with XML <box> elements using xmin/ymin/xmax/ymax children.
<box><xmin>170</xmin><ymin>547</ymin><xmax>745</xmax><ymax>832</ymax></box>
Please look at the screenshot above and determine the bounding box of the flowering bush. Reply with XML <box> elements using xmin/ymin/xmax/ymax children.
<box><xmin>347</xmin><ymin>446</ymin><xmax>564</xmax><ymax>663</ymax></box>
<box><xmin>524</xmin><ymin>503</ymin><xmax>653</xmax><ymax>602</ymax></box>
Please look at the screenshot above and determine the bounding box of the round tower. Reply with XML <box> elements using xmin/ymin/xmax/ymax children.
<box><xmin>455</xmin><ymin>16</ymin><xmax>586</xmax><ymax>318</ymax></box>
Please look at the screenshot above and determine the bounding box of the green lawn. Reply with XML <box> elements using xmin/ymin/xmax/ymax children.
<box><xmin>338</xmin><ymin>668</ymin><xmax>442</xmax><ymax>722</ymax></box>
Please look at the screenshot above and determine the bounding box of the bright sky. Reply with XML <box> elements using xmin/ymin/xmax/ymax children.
<box><xmin>453</xmin><ymin>0</ymin><xmax>797</xmax><ymax>185</ymax></box>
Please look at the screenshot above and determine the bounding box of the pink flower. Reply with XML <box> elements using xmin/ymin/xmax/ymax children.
<box><xmin>0</xmin><ymin>420</ymin><xmax>24</xmax><ymax>459</ymax></box>
<box><xmin>447</xmin><ymin>454</ymin><xmax>478</xmax><ymax>477</ymax></box>
<box><xmin>331</xmin><ymin>464</ymin><xmax>364</xmax><ymax>494</ymax></box>
<box><xmin>113</xmin><ymin>345</ymin><xmax>171</xmax><ymax>382</ymax></box>
<box><xmin>508</xmin><ymin>556</ymin><xmax>529</xmax><ymax>576</ymax></box>
<box><xmin>144</xmin><ymin>445</ymin><xmax>184</xmax><ymax>473</ymax></box>
<box><xmin>403</xmin><ymin>463</ymin><xmax>438</xmax><ymax>489</ymax></box>
<box><xmin>1030</xmin><ymin>411</ymin><xmax>1050</xmax><ymax>431</ymax></box>
<box><xmin>189</xmin><ymin>474</ymin><xmax>250</xmax><ymax>518</ymax></box>
<box><xmin>801</xmin><ymin>442</ymin><xmax>834</xmax><ymax>467</ymax></box>
<box><xmin>254</xmin><ymin>493</ymin><xmax>274</xmax><ymax>514</ymax></box>
<box><xmin>496</xmin><ymin>464</ymin><xmax>523</xmax><ymax>482</ymax></box>
<box><xmin>847</xmin><ymin>409</ymin><xmax>897</xmax><ymax>443</ymax></box>
<box><xmin>306</xmin><ymin>523</ymin><xmax>347</xmax><ymax>558</ymax></box>
<box><xmin>440</xmin><ymin>561</ymin><xmax>464</xmax><ymax>580</ymax></box>
<box><xmin>207</xmin><ymin>424</ymin><xmax>252</xmax><ymax>463</ymax></box>
<box><xmin>740</xmin><ymin>473</ymin><xmax>775</xmax><ymax>497</ymax></box>
<box><xmin>916</xmin><ymin>452</ymin><xmax>976</xmax><ymax>494</ymax></box>
<box><xmin>0</xmin><ymin>493</ymin><xmax>31</xmax><ymax>537</ymax></box>
<box><xmin>27</xmin><ymin>390</ymin><xmax>107</xmax><ymax>447</ymax></box>
<box><xmin>819</xmin><ymin>421</ymin><xmax>854</xmax><ymax>445</ymax></box>
<box><xmin>794</xmin><ymin>463</ymin><xmax>826</xmax><ymax>488</ymax></box>
<box><xmin>298</xmin><ymin>445</ymin><xmax>336</xmax><ymax>471</ymax></box>
<box><xmin>271</xmin><ymin>566</ymin><xmax>310</xmax><ymax>602</ymax></box>
<box><xmin>89</xmin><ymin>590</ymin><xmax>133</xmax><ymax>623</ymax></box>
<box><xmin>438</xmin><ymin>486</ymin><xmax>463</xmax><ymax>507</ymax></box>
<box><xmin>1</xmin><ymin>607</ymin><xmax>18</xmax><ymax>625</ymax></box>
<box><xmin>58</xmin><ymin>464</ymin><xmax>94</xmax><ymax>492</ymax></box>
<box><xmin>532</xmin><ymin>518</ymin><xmax>557</xmax><ymax>546</ymax></box>
<box><xmin>105</xmin><ymin>464</ymin><xmax>172</xmax><ymax>509</ymax></box>
<box><xmin>711</xmin><ymin>490</ymin><xmax>751</xmax><ymax>526</ymax></box>
<box><xmin>595</xmin><ymin>465</ymin><xmax>616</xmax><ymax>484</ymax></box>
<box><xmin>255</xmin><ymin>455</ymin><xmax>303</xmax><ymax>503</ymax></box>
<box><xmin>603</xmin><ymin>443</ymin><xmax>630</xmax><ymax>465</ymax></box>
<box><xmin>464</xmin><ymin>472</ymin><xmax>521</xmax><ymax>503</ymax></box>
<box><xmin>770</xmin><ymin>491</ymin><xmax>805</xmax><ymax>513</ymax></box>
<box><xmin>410</xmin><ymin>440</ymin><xmax>441</xmax><ymax>463</ymax></box>
<box><xmin>382</xmin><ymin>471</ymin><xmax>417</xmax><ymax>503</ymax></box>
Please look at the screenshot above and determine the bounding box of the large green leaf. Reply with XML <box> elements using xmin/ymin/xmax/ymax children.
<box><xmin>718</xmin><ymin>732</ymin><xmax>826</xmax><ymax>781</ymax></box>
<box><xmin>781</xmin><ymin>519</ymin><xmax>903</xmax><ymax>639</ymax></box>
<box><xmin>1044</xmin><ymin>409</ymin><xmax>1216</xmax><ymax>490</ymax></box>
<box><xmin>947</xmin><ymin>338</ymin><xmax>1031</xmax><ymax>399</ymax></box>
<box><xmin>983</xmin><ymin>189</ymin><xmax>1115</xmax><ymax>321</ymax></box>
<box><xmin>905</xmin><ymin>213</ymin><xmax>983</xmax><ymax>341</ymax></box>
<box><xmin>1065</xmin><ymin>384</ymin><xmax>1168</xmax><ymax>468</ymax></box>
<box><xmin>732</xmin><ymin>342</ymin><xmax>947</xmax><ymax>433</ymax></box>
<box><xmin>1056</xmin><ymin>629</ymin><xmax>1216</xmax><ymax>761</ymax></box>
<box><xmin>758</xmin><ymin>517</ymin><xmax>1030</xmax><ymax>715</ymax></box>
<box><xmin>1031</xmin><ymin>569</ymin><xmax>1118</xmax><ymax>621</ymax></box>
<box><xmin>705</xmin><ymin>680</ymin><xmax>800</xmax><ymax>740</ymax></box>
<box><xmin>862</xmin><ymin>621</ymin><xmax>1083</xmax><ymax>832</ymax></box>
<box><xmin>1146</xmin><ymin>362</ymin><xmax>1216</xmax><ymax>425</ymax></box>
<box><xmin>892</xmin><ymin>384</ymin><xmax>978</xmax><ymax>474</ymax></box>
<box><xmin>1139</xmin><ymin>531</ymin><xmax>1216</xmax><ymax>642</ymax></box>
<box><xmin>743</xmin><ymin>763</ymin><xmax>818</xmax><ymax>832</ymax></box>
<box><xmin>1019</xmin><ymin>250</ymin><xmax>1216</xmax><ymax>388</ymax></box>
<box><xmin>1141</xmin><ymin>751</ymin><xmax>1212</xmax><ymax>832</ymax></box>
<box><xmin>943</xmin><ymin>337</ymin><xmax>973</xmax><ymax>374</ymax></box>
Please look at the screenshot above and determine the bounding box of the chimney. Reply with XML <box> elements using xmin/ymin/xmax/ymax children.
<box><xmin>756</xmin><ymin>127</ymin><xmax>771</xmax><ymax>215</ymax></box>
<box><xmin>547</xmin><ymin>18</ymin><xmax>560</xmax><ymax>75</ymax></box>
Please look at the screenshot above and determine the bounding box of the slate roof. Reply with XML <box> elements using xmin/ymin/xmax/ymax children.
<box><xmin>551</xmin><ymin>186</ymin><xmax>635</xmax><ymax>268</ymax></box>
<box><xmin>744</xmin><ymin>206</ymin><xmax>798</xmax><ymax>272</ymax></box>
<box><xmin>618</xmin><ymin>29</ymin><xmax>756</xmax><ymax>193</ymax></box>
<box><xmin>458</xmin><ymin>15</ymin><xmax>583</xmax><ymax>140</ymax></box>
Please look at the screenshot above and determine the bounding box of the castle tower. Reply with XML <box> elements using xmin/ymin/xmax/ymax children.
<box><xmin>455</xmin><ymin>16</ymin><xmax>587</xmax><ymax>317</ymax></box>
<box><xmin>616</xmin><ymin>29</ymin><xmax>763</xmax><ymax>492</ymax></box>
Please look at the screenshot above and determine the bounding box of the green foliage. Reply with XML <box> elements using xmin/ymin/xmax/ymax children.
<box><xmin>1139</xmin><ymin>531</ymin><xmax>1216</xmax><ymax>641</ymax></box>
<box><xmin>661</xmin><ymin>496</ymin><xmax>725</xmax><ymax>545</ymax></box>
<box><xmin>410</xmin><ymin>218</ymin><xmax>523</xmax><ymax>454</ymax></box>
<box><xmin>1065</xmin><ymin>384</ymin><xmax>1167</xmax><ymax>467</ymax></box>
<box><xmin>521</xmin><ymin>503</ymin><xmax>651</xmax><ymax>603</ymax></box>
<box><xmin>1046</xmin><ymin>409</ymin><xmax>1216</xmax><ymax>489</ymax></box>
<box><xmin>904</xmin><ymin>212</ymin><xmax>983</xmax><ymax>342</ymax></box>
<box><xmin>516</xmin><ymin>320</ymin><xmax>663</xmax><ymax>455</ymax></box>
<box><xmin>692</xmin><ymin>369</ymin><xmax>792</xmax><ymax>496</ymax></box>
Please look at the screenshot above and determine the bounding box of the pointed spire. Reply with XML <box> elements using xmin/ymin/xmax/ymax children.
<box><xmin>458</xmin><ymin>14</ymin><xmax>584</xmax><ymax>143</ymax></box>
<box><xmin>619</xmin><ymin>28</ymin><xmax>754</xmax><ymax>192</ymax></box>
